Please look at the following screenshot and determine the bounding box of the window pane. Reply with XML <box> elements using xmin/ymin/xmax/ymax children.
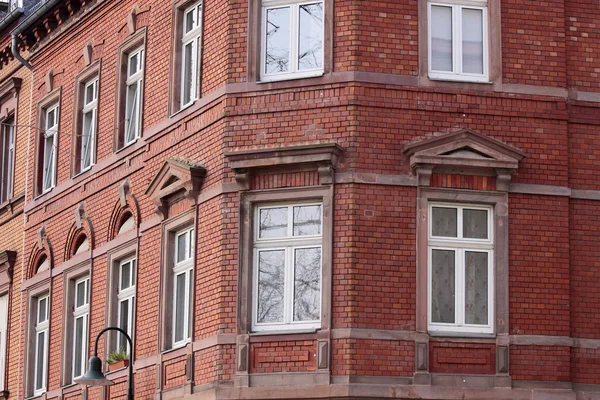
<box><xmin>84</xmin><ymin>82</ymin><xmax>95</xmax><ymax>105</ymax></box>
<box><xmin>257</xmin><ymin>250</ymin><xmax>285</xmax><ymax>324</ymax></box>
<box><xmin>465</xmin><ymin>251</ymin><xmax>488</xmax><ymax>325</ymax></box>
<box><xmin>431</xmin><ymin>249</ymin><xmax>455</xmax><ymax>324</ymax></box>
<box><xmin>293</xmin><ymin>247</ymin><xmax>321</xmax><ymax>322</ymax></box>
<box><xmin>431</xmin><ymin>5</ymin><xmax>453</xmax><ymax>72</ymax></box>
<box><xmin>132</xmin><ymin>259</ymin><xmax>137</xmax><ymax>286</ymax></box>
<box><xmin>35</xmin><ymin>331</ymin><xmax>45</xmax><ymax>390</ymax></box>
<box><xmin>265</xmin><ymin>7</ymin><xmax>290</xmax><ymax>74</ymax></box>
<box><xmin>82</xmin><ymin>111</ymin><xmax>94</xmax><ymax>169</ymax></box>
<box><xmin>182</xmin><ymin>41</ymin><xmax>194</xmax><ymax>104</ymax></box>
<box><xmin>185</xmin><ymin>8</ymin><xmax>196</xmax><ymax>34</ymax></box>
<box><xmin>462</xmin><ymin>8</ymin><xmax>484</xmax><ymax>74</ymax></box>
<box><xmin>293</xmin><ymin>205</ymin><xmax>321</xmax><ymax>236</ymax></box>
<box><xmin>125</xmin><ymin>82</ymin><xmax>139</xmax><ymax>143</ymax></box>
<box><xmin>174</xmin><ymin>273</ymin><xmax>186</xmax><ymax>342</ymax></box>
<box><xmin>38</xmin><ymin>298</ymin><xmax>47</xmax><ymax>323</ymax></box>
<box><xmin>47</xmin><ymin>109</ymin><xmax>55</xmax><ymax>129</ymax></box>
<box><xmin>298</xmin><ymin>3</ymin><xmax>323</xmax><ymax>71</ymax></box>
<box><xmin>43</xmin><ymin>135</ymin><xmax>54</xmax><ymax>188</ymax></box>
<box><xmin>259</xmin><ymin>207</ymin><xmax>288</xmax><ymax>238</ymax></box>
<box><xmin>177</xmin><ymin>232</ymin><xmax>188</xmax><ymax>263</ymax></box>
<box><xmin>76</xmin><ymin>280</ymin><xmax>87</xmax><ymax>308</ymax></box>
<box><xmin>128</xmin><ymin>53</ymin><xmax>139</xmax><ymax>77</ymax></box>
<box><xmin>432</xmin><ymin>207</ymin><xmax>457</xmax><ymax>237</ymax></box>
<box><xmin>119</xmin><ymin>299</ymin><xmax>129</xmax><ymax>336</ymax></box>
<box><xmin>463</xmin><ymin>208</ymin><xmax>488</xmax><ymax>239</ymax></box>
<box><xmin>188</xmin><ymin>270</ymin><xmax>193</xmax><ymax>337</ymax></box>
<box><xmin>74</xmin><ymin>317</ymin><xmax>84</xmax><ymax>377</ymax></box>
<box><xmin>121</xmin><ymin>262</ymin><xmax>131</xmax><ymax>290</ymax></box>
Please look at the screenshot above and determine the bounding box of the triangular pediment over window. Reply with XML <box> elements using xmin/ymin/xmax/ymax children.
<box><xmin>145</xmin><ymin>158</ymin><xmax>207</xmax><ymax>216</ymax></box>
<box><xmin>403</xmin><ymin>129</ymin><xmax>525</xmax><ymax>190</ymax></box>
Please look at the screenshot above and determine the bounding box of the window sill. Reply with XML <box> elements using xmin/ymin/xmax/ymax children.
<box><xmin>427</xmin><ymin>74</ymin><xmax>492</xmax><ymax>84</ymax></box>
<box><xmin>36</xmin><ymin>186</ymin><xmax>55</xmax><ymax>201</ymax></box>
<box><xmin>429</xmin><ymin>331</ymin><xmax>496</xmax><ymax>339</ymax></box>
<box><xmin>170</xmin><ymin>100</ymin><xmax>197</xmax><ymax>118</ymax></box>
<box><xmin>258</xmin><ymin>70</ymin><xmax>324</xmax><ymax>84</ymax></box>
<box><xmin>116</xmin><ymin>139</ymin><xmax>139</xmax><ymax>154</ymax></box>
<box><xmin>72</xmin><ymin>165</ymin><xmax>94</xmax><ymax>180</ymax></box>
<box><xmin>250</xmin><ymin>328</ymin><xmax>318</xmax><ymax>336</ymax></box>
<box><xmin>61</xmin><ymin>383</ymin><xmax>79</xmax><ymax>394</ymax></box>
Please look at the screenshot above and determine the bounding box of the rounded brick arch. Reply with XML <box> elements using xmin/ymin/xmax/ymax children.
<box><xmin>27</xmin><ymin>228</ymin><xmax>54</xmax><ymax>279</ymax></box>
<box><xmin>64</xmin><ymin>222</ymin><xmax>94</xmax><ymax>262</ymax></box>
<box><xmin>107</xmin><ymin>194</ymin><xmax>140</xmax><ymax>242</ymax></box>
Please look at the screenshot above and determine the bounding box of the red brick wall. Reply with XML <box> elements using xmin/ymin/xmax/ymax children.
<box><xmin>511</xmin><ymin>345</ymin><xmax>571</xmax><ymax>382</ymax></box>
<box><xmin>509</xmin><ymin>194</ymin><xmax>570</xmax><ymax>336</ymax></box>
<box><xmin>502</xmin><ymin>0</ymin><xmax>567</xmax><ymax>87</ymax></box>
<box><xmin>0</xmin><ymin>0</ymin><xmax>598</xmax><ymax>397</ymax></box>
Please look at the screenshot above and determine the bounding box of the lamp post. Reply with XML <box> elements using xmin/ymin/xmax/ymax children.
<box><xmin>74</xmin><ymin>327</ymin><xmax>133</xmax><ymax>400</ymax></box>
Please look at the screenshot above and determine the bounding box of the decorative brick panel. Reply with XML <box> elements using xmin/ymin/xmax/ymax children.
<box><xmin>430</xmin><ymin>174</ymin><xmax>497</xmax><ymax>191</ymax></box>
<box><xmin>249</xmin><ymin>341</ymin><xmax>317</xmax><ymax>374</ymax></box>
<box><xmin>429</xmin><ymin>342</ymin><xmax>495</xmax><ymax>375</ymax></box>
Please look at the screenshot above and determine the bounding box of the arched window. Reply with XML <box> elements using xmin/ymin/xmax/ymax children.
<box><xmin>37</xmin><ymin>255</ymin><xmax>49</xmax><ymax>273</ymax></box>
<box><xmin>118</xmin><ymin>213</ymin><xmax>135</xmax><ymax>235</ymax></box>
<box><xmin>74</xmin><ymin>236</ymin><xmax>89</xmax><ymax>255</ymax></box>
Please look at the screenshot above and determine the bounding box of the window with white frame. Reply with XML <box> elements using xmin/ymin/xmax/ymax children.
<box><xmin>428</xmin><ymin>1</ymin><xmax>488</xmax><ymax>82</ymax></box>
<box><xmin>0</xmin><ymin>294</ymin><xmax>8</xmax><ymax>390</ymax></box>
<box><xmin>181</xmin><ymin>2</ymin><xmax>202</xmax><ymax>108</ymax></box>
<box><xmin>80</xmin><ymin>78</ymin><xmax>98</xmax><ymax>173</ymax></box>
<box><xmin>261</xmin><ymin>0</ymin><xmax>324</xmax><ymax>82</ymax></box>
<box><xmin>117</xmin><ymin>258</ymin><xmax>136</xmax><ymax>353</ymax></box>
<box><xmin>252</xmin><ymin>203</ymin><xmax>322</xmax><ymax>332</ymax></box>
<box><xmin>428</xmin><ymin>203</ymin><xmax>494</xmax><ymax>334</ymax></box>
<box><xmin>42</xmin><ymin>105</ymin><xmax>58</xmax><ymax>193</ymax></box>
<box><xmin>72</xmin><ymin>277</ymin><xmax>89</xmax><ymax>380</ymax></box>
<box><xmin>0</xmin><ymin>117</ymin><xmax>14</xmax><ymax>203</ymax></box>
<box><xmin>124</xmin><ymin>48</ymin><xmax>144</xmax><ymax>146</ymax></box>
<box><xmin>33</xmin><ymin>294</ymin><xmax>49</xmax><ymax>396</ymax></box>
<box><xmin>173</xmin><ymin>227</ymin><xmax>194</xmax><ymax>347</ymax></box>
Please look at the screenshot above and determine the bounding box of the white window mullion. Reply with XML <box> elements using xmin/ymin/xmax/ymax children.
<box><xmin>456</xmin><ymin>6</ymin><xmax>463</xmax><ymax>75</ymax></box>
<box><xmin>284</xmin><ymin>247</ymin><xmax>293</xmax><ymax>324</ymax></box>
<box><xmin>456</xmin><ymin>249</ymin><xmax>464</xmax><ymax>326</ymax></box>
<box><xmin>290</xmin><ymin>4</ymin><xmax>298</xmax><ymax>74</ymax></box>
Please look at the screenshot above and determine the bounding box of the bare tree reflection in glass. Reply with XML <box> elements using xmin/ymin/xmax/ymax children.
<box><xmin>257</xmin><ymin>250</ymin><xmax>285</xmax><ymax>323</ymax></box>
<box><xmin>294</xmin><ymin>247</ymin><xmax>321</xmax><ymax>321</ymax></box>
<box><xmin>298</xmin><ymin>3</ymin><xmax>323</xmax><ymax>71</ymax></box>
<box><xmin>266</xmin><ymin>7</ymin><xmax>290</xmax><ymax>74</ymax></box>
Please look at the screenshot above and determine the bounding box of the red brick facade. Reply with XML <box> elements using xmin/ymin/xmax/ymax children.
<box><xmin>0</xmin><ymin>0</ymin><xmax>595</xmax><ymax>399</ymax></box>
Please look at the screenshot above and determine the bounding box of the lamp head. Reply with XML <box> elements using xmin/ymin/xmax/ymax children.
<box><xmin>74</xmin><ymin>356</ymin><xmax>114</xmax><ymax>386</ymax></box>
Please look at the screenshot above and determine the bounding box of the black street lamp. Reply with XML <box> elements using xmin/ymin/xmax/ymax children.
<box><xmin>74</xmin><ymin>327</ymin><xmax>133</xmax><ymax>400</ymax></box>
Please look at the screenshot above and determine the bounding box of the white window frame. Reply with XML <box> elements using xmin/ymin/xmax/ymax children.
<box><xmin>260</xmin><ymin>0</ymin><xmax>325</xmax><ymax>82</ymax></box>
<box><xmin>0</xmin><ymin>119</ymin><xmax>14</xmax><ymax>203</ymax></box>
<box><xmin>72</xmin><ymin>277</ymin><xmax>89</xmax><ymax>380</ymax></box>
<box><xmin>33</xmin><ymin>295</ymin><xmax>49</xmax><ymax>396</ymax></box>
<box><xmin>427</xmin><ymin>0</ymin><xmax>489</xmax><ymax>82</ymax></box>
<box><xmin>0</xmin><ymin>294</ymin><xmax>8</xmax><ymax>390</ymax></box>
<box><xmin>42</xmin><ymin>105</ymin><xmax>59</xmax><ymax>194</ymax></box>
<box><xmin>427</xmin><ymin>203</ymin><xmax>494</xmax><ymax>334</ymax></box>
<box><xmin>180</xmin><ymin>2</ymin><xmax>202</xmax><ymax>108</ymax></box>
<box><xmin>80</xmin><ymin>78</ymin><xmax>98</xmax><ymax>173</ymax></box>
<box><xmin>172</xmin><ymin>227</ymin><xmax>194</xmax><ymax>348</ymax></box>
<box><xmin>124</xmin><ymin>48</ymin><xmax>144</xmax><ymax>146</ymax></box>
<box><xmin>117</xmin><ymin>257</ymin><xmax>136</xmax><ymax>353</ymax></box>
<box><xmin>252</xmin><ymin>202</ymin><xmax>323</xmax><ymax>332</ymax></box>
